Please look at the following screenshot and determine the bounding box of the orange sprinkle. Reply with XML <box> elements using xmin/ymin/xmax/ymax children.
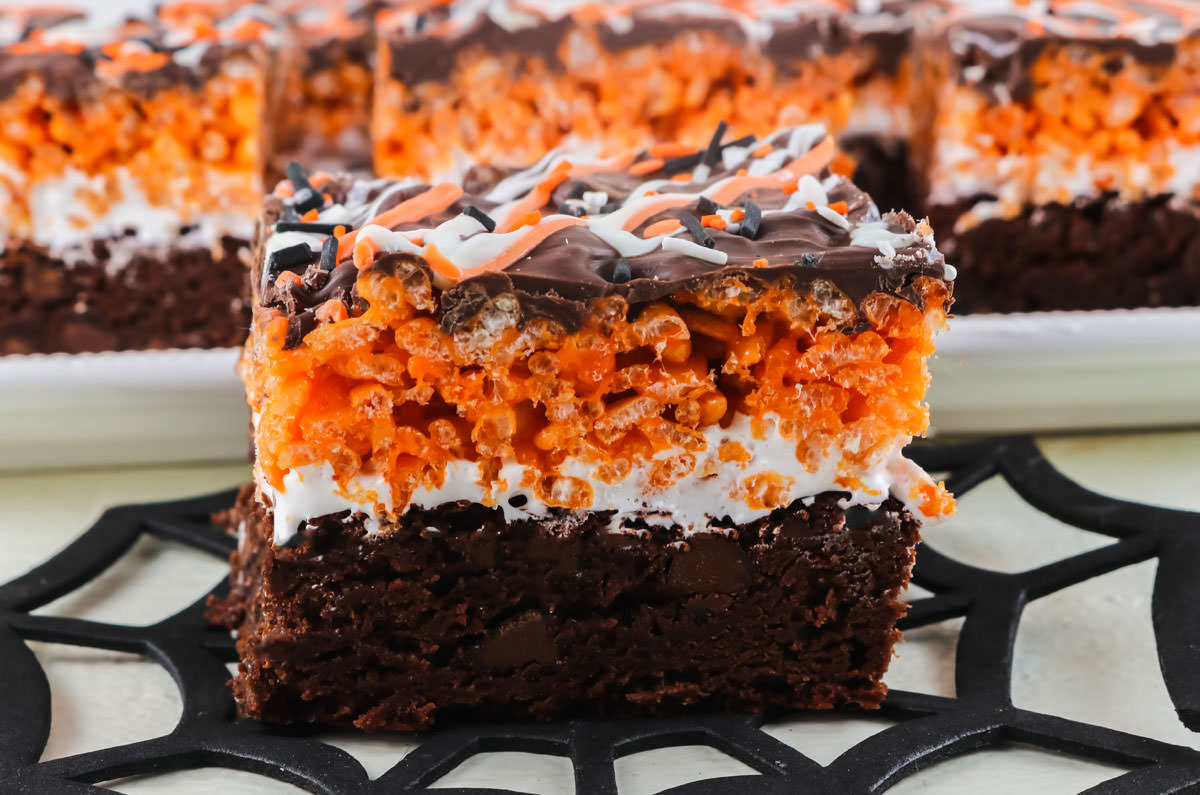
<box><xmin>828</xmin><ymin>201</ymin><xmax>849</xmax><ymax>215</ymax></box>
<box><xmin>642</xmin><ymin>219</ymin><xmax>682</xmax><ymax>238</ymax></box>
<box><xmin>753</xmin><ymin>143</ymin><xmax>773</xmax><ymax>157</ymax></box>
<box><xmin>805</xmin><ymin>201</ymin><xmax>816</xmax><ymax>210</ymax></box>
<box><xmin>301</xmin><ymin>208</ymin><xmax>319</xmax><ymax>222</ymax></box>
<box><xmin>333</xmin><ymin>225</ymin><xmax>347</xmax><ymax>237</ymax></box>
<box><xmin>315</xmin><ymin>299</ymin><xmax>349</xmax><ymax>324</ymax></box>
<box><xmin>781</xmin><ymin>179</ymin><xmax>798</xmax><ymax>194</ymax></box>
<box><xmin>629</xmin><ymin>158</ymin><xmax>665</xmax><ymax>176</ymax></box>
<box><xmin>700</xmin><ymin>214</ymin><xmax>726</xmax><ymax>230</ymax></box>
<box><xmin>671</xmin><ymin>173</ymin><xmax>692</xmax><ymax>182</ymax></box>
<box><xmin>338</xmin><ymin>183</ymin><xmax>463</xmax><ymax>258</ymax></box>
<box><xmin>752</xmin><ymin>257</ymin><xmax>768</xmax><ymax>268</ymax></box>
<box><xmin>730</xmin><ymin>208</ymin><xmax>746</xmax><ymax>221</ymax></box>
<box><xmin>649</xmin><ymin>143</ymin><xmax>698</xmax><ymax>158</ymax></box>
<box><xmin>619</xmin><ymin>195</ymin><xmax>694</xmax><ymax>232</ymax></box>
<box><xmin>737</xmin><ymin>168</ymin><xmax>748</xmax><ymax>177</ymax></box>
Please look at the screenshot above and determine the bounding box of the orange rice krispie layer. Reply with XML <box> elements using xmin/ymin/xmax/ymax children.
<box><xmin>923</xmin><ymin>1</ymin><xmax>1200</xmax><ymax>230</ymax></box>
<box><xmin>245</xmin><ymin>125</ymin><xmax>954</xmax><ymax>545</ymax></box>
<box><xmin>374</xmin><ymin>1</ymin><xmax>914</xmax><ymax>182</ymax></box>
<box><xmin>0</xmin><ymin>5</ymin><xmax>276</xmax><ymax>257</ymax></box>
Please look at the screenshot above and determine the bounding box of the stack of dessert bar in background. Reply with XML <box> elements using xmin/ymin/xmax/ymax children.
<box><xmin>2</xmin><ymin>0</ymin><xmax>1199</xmax><ymax>356</ymax></box>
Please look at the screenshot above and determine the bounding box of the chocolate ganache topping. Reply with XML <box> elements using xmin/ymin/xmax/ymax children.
<box><xmin>258</xmin><ymin>123</ymin><xmax>954</xmax><ymax>340</ymax></box>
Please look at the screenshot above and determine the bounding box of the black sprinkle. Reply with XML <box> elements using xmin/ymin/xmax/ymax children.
<box><xmin>319</xmin><ymin>236</ymin><xmax>338</xmax><ymax>272</ymax></box>
<box><xmin>286</xmin><ymin>162</ymin><xmax>324</xmax><ymax>214</ymax></box>
<box><xmin>567</xmin><ymin>182</ymin><xmax>588</xmax><ymax>200</ymax></box>
<box><xmin>701</xmin><ymin>120</ymin><xmax>729</xmax><ymax>168</ymax></box>
<box><xmin>680</xmin><ymin>213</ymin><xmax>715</xmax><ymax>248</ymax></box>
<box><xmin>269</xmin><ymin>242</ymin><xmax>315</xmax><ymax>275</ymax></box>
<box><xmin>414</xmin><ymin>12</ymin><xmax>427</xmax><ymax>33</ymax></box>
<box><xmin>276</xmin><ymin>221</ymin><xmax>351</xmax><ymax>235</ymax></box>
<box><xmin>600</xmin><ymin>202</ymin><xmax>621</xmax><ymax>214</ymax></box>
<box><xmin>722</xmin><ymin>134</ymin><xmax>756</xmax><ymax>150</ymax></box>
<box><xmin>738</xmin><ymin>200</ymin><xmax>762</xmax><ymax>240</ymax></box>
<box><xmin>463</xmin><ymin>205</ymin><xmax>496</xmax><ymax>232</ymax></box>
<box><xmin>610</xmin><ymin>258</ymin><xmax>632</xmax><ymax>284</ymax></box>
<box><xmin>695</xmin><ymin>196</ymin><xmax>718</xmax><ymax>216</ymax></box>
<box><xmin>799</xmin><ymin>252</ymin><xmax>821</xmax><ymax>267</ymax></box>
<box><xmin>508</xmin><ymin>494</ymin><xmax>528</xmax><ymax>508</ymax></box>
<box><xmin>662</xmin><ymin>152</ymin><xmax>702</xmax><ymax>175</ymax></box>
<box><xmin>558</xmin><ymin>203</ymin><xmax>587</xmax><ymax>217</ymax></box>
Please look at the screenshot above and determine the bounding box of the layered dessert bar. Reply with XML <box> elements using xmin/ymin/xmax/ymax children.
<box><xmin>922</xmin><ymin>1</ymin><xmax>1200</xmax><ymax>312</ymax></box>
<box><xmin>210</xmin><ymin>123</ymin><xmax>956</xmax><ymax>729</ymax></box>
<box><xmin>373</xmin><ymin>1</ymin><xmax>919</xmax><ymax>206</ymax></box>
<box><xmin>270</xmin><ymin>0</ymin><xmax>377</xmax><ymax>178</ymax></box>
<box><xmin>0</xmin><ymin>6</ymin><xmax>275</xmax><ymax>354</ymax></box>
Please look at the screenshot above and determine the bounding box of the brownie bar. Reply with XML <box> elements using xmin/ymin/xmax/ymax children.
<box><xmin>220</xmin><ymin>124</ymin><xmax>955</xmax><ymax>728</ymax></box>
<box><xmin>0</xmin><ymin>6</ymin><xmax>273</xmax><ymax>356</ymax></box>
<box><xmin>919</xmin><ymin>2</ymin><xmax>1200</xmax><ymax>311</ymax></box>
<box><xmin>933</xmin><ymin>195</ymin><xmax>1200</xmax><ymax>313</ymax></box>
<box><xmin>210</xmin><ymin>485</ymin><xmax>919</xmax><ymax>730</ymax></box>
<box><xmin>0</xmin><ymin>236</ymin><xmax>250</xmax><ymax>355</ymax></box>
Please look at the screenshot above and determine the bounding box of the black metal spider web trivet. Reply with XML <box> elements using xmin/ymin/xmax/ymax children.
<box><xmin>4</xmin><ymin>436</ymin><xmax>1200</xmax><ymax>794</ymax></box>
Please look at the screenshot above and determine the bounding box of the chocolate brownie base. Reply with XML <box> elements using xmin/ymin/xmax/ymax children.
<box><xmin>0</xmin><ymin>237</ymin><xmax>251</xmax><ymax>355</ymax></box>
<box><xmin>932</xmin><ymin>196</ymin><xmax>1200</xmax><ymax>314</ymax></box>
<box><xmin>208</xmin><ymin>485</ymin><xmax>920</xmax><ymax>731</ymax></box>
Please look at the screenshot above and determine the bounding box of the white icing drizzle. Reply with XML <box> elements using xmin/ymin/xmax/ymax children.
<box><xmin>266</xmin><ymin>122</ymin><xmax>953</xmax><ymax>282</ymax></box>
<box><xmin>661</xmin><ymin>235</ymin><xmax>728</xmax><ymax>265</ymax></box>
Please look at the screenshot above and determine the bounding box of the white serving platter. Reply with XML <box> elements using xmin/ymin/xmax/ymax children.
<box><xmin>2</xmin><ymin>308</ymin><xmax>1199</xmax><ymax>470</ymax></box>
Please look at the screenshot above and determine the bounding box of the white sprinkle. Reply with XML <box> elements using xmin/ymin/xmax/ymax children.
<box><xmin>582</xmin><ymin>190</ymin><xmax>609</xmax><ymax>214</ymax></box>
<box><xmin>721</xmin><ymin>145</ymin><xmax>751</xmax><ymax>171</ymax></box>
<box><xmin>816</xmin><ymin>205</ymin><xmax>851</xmax><ymax>230</ymax></box>
<box><xmin>943</xmin><ymin>263</ymin><xmax>958</xmax><ymax>280</ymax></box>
<box><xmin>661</xmin><ymin>235</ymin><xmax>728</xmax><ymax>265</ymax></box>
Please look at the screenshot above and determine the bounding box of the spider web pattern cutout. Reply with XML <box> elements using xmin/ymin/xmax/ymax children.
<box><xmin>2</xmin><ymin>436</ymin><xmax>1200</xmax><ymax>794</ymax></box>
